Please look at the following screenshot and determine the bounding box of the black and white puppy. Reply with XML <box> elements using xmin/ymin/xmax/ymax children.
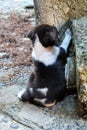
<box><xmin>18</xmin><ymin>24</ymin><xmax>71</xmax><ymax>107</ymax></box>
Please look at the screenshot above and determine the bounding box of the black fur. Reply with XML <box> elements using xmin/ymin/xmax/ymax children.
<box><xmin>28</xmin><ymin>24</ymin><xmax>59</xmax><ymax>47</ymax></box>
<box><xmin>20</xmin><ymin>24</ymin><xmax>68</xmax><ymax>107</ymax></box>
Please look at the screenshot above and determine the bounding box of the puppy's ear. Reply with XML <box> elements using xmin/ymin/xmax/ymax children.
<box><xmin>27</xmin><ymin>30</ymin><xmax>35</xmax><ymax>41</ymax></box>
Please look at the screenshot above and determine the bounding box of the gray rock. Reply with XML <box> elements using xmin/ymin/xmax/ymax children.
<box><xmin>46</xmin><ymin>128</ymin><xmax>53</xmax><ymax>130</ymax></box>
<box><xmin>72</xmin><ymin>17</ymin><xmax>87</xmax><ymax>119</ymax></box>
<box><xmin>2</xmin><ymin>117</ymin><xmax>9</xmax><ymax>123</ymax></box>
<box><xmin>10</xmin><ymin>123</ymin><xmax>19</xmax><ymax>129</ymax></box>
<box><xmin>67</xmin><ymin>126</ymin><xmax>72</xmax><ymax>130</ymax></box>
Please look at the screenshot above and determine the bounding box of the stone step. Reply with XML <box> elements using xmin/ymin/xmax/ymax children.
<box><xmin>0</xmin><ymin>112</ymin><xmax>32</xmax><ymax>130</ymax></box>
<box><xmin>0</xmin><ymin>85</ymin><xmax>87</xmax><ymax>130</ymax></box>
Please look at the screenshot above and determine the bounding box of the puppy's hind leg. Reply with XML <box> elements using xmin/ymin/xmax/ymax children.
<box><xmin>18</xmin><ymin>88</ymin><xmax>33</xmax><ymax>102</ymax></box>
<box><xmin>18</xmin><ymin>73</ymin><xmax>35</xmax><ymax>102</ymax></box>
<box><xmin>33</xmin><ymin>98</ymin><xmax>56</xmax><ymax>107</ymax></box>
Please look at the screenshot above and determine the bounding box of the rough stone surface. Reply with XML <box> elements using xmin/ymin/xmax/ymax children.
<box><xmin>65</xmin><ymin>57</ymin><xmax>76</xmax><ymax>89</ymax></box>
<box><xmin>72</xmin><ymin>17</ymin><xmax>87</xmax><ymax>119</ymax></box>
<box><xmin>0</xmin><ymin>112</ymin><xmax>32</xmax><ymax>130</ymax></box>
<box><xmin>1</xmin><ymin>84</ymin><xmax>87</xmax><ymax>130</ymax></box>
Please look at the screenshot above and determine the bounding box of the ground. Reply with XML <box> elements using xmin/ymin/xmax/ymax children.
<box><xmin>0</xmin><ymin>0</ymin><xmax>87</xmax><ymax>130</ymax></box>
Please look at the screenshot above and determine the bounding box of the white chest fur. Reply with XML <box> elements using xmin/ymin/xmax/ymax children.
<box><xmin>32</xmin><ymin>36</ymin><xmax>59</xmax><ymax>66</ymax></box>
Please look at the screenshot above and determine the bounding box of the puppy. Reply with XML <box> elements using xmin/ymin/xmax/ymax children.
<box><xmin>18</xmin><ymin>24</ymin><xmax>71</xmax><ymax>107</ymax></box>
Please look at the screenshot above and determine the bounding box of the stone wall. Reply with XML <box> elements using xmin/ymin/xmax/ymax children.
<box><xmin>72</xmin><ymin>17</ymin><xmax>87</xmax><ymax>119</ymax></box>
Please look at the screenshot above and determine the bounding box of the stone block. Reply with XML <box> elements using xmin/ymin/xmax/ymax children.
<box><xmin>72</xmin><ymin>17</ymin><xmax>87</xmax><ymax>119</ymax></box>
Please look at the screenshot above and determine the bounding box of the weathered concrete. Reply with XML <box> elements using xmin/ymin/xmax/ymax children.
<box><xmin>72</xmin><ymin>17</ymin><xmax>87</xmax><ymax>119</ymax></box>
<box><xmin>0</xmin><ymin>112</ymin><xmax>32</xmax><ymax>130</ymax></box>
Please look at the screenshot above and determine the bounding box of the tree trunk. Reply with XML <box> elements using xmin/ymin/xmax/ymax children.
<box><xmin>33</xmin><ymin>0</ymin><xmax>87</xmax><ymax>29</ymax></box>
<box><xmin>34</xmin><ymin>0</ymin><xmax>69</xmax><ymax>30</ymax></box>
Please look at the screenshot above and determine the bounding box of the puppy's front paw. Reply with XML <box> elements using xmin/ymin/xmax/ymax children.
<box><xmin>65</xmin><ymin>29</ymin><xmax>72</xmax><ymax>36</ymax></box>
<box><xmin>18</xmin><ymin>89</ymin><xmax>26</xmax><ymax>100</ymax></box>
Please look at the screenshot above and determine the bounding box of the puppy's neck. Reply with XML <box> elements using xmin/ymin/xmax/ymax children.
<box><xmin>46</xmin><ymin>46</ymin><xmax>53</xmax><ymax>51</ymax></box>
<box><xmin>32</xmin><ymin>35</ymin><xmax>59</xmax><ymax>66</ymax></box>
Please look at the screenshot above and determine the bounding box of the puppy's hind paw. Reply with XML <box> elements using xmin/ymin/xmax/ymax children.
<box><xmin>18</xmin><ymin>89</ymin><xmax>26</xmax><ymax>100</ymax></box>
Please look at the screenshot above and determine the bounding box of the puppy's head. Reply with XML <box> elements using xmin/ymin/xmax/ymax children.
<box><xmin>28</xmin><ymin>24</ymin><xmax>59</xmax><ymax>47</ymax></box>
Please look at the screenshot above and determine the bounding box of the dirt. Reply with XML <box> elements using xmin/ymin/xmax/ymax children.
<box><xmin>0</xmin><ymin>11</ymin><xmax>35</xmax><ymax>86</ymax></box>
